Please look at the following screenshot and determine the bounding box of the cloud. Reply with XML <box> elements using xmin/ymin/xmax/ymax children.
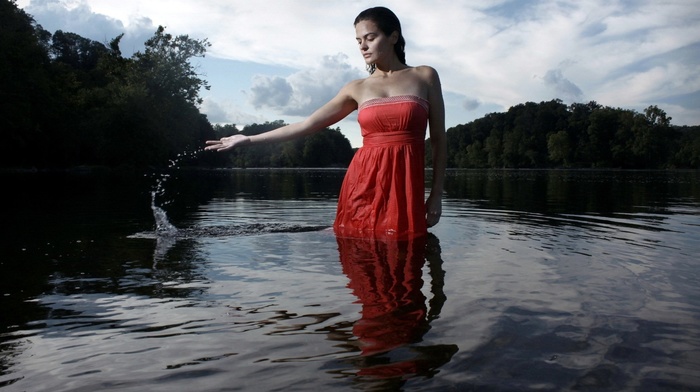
<box><xmin>248</xmin><ymin>53</ymin><xmax>364</xmax><ymax>117</ymax></box>
<box><xmin>482</xmin><ymin>0</ymin><xmax>551</xmax><ymax>22</ymax></box>
<box><xmin>17</xmin><ymin>0</ymin><xmax>700</xmax><ymax>127</ymax></box>
<box><xmin>408</xmin><ymin>1</ymin><xmax>699</xmax><ymax>124</ymax></box>
<box><xmin>200</xmin><ymin>97</ymin><xmax>265</xmax><ymax>125</ymax></box>
<box><xmin>543</xmin><ymin>69</ymin><xmax>584</xmax><ymax>102</ymax></box>
<box><xmin>23</xmin><ymin>0</ymin><xmax>157</xmax><ymax>54</ymax></box>
<box><xmin>199</xmin><ymin>98</ymin><xmax>229</xmax><ymax>123</ymax></box>
<box><xmin>661</xmin><ymin>89</ymin><xmax>700</xmax><ymax>111</ymax></box>
<box><xmin>249</xmin><ymin>76</ymin><xmax>293</xmax><ymax>110</ymax></box>
<box><xmin>462</xmin><ymin>98</ymin><xmax>481</xmax><ymax>111</ymax></box>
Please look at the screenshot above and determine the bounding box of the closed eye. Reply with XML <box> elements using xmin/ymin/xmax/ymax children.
<box><xmin>356</xmin><ymin>33</ymin><xmax>378</xmax><ymax>44</ymax></box>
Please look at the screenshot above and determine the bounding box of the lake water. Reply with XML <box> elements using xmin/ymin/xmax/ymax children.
<box><xmin>1</xmin><ymin>169</ymin><xmax>699</xmax><ymax>391</ymax></box>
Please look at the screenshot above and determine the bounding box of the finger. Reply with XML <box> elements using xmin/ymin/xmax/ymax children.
<box><xmin>205</xmin><ymin>144</ymin><xmax>225</xmax><ymax>151</ymax></box>
<box><xmin>426</xmin><ymin>211</ymin><xmax>441</xmax><ymax>226</ymax></box>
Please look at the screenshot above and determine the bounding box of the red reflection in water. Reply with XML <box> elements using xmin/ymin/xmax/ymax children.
<box><xmin>337</xmin><ymin>234</ymin><xmax>455</xmax><ymax>379</ymax></box>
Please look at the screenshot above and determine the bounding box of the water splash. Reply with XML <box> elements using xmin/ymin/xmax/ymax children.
<box><xmin>151</xmin><ymin>191</ymin><xmax>178</xmax><ymax>234</ymax></box>
<box><xmin>143</xmin><ymin>148</ymin><xmax>204</xmax><ymax>266</ymax></box>
<box><xmin>136</xmin><ymin>147</ymin><xmax>331</xmax><ymax>266</ymax></box>
<box><xmin>148</xmin><ymin>148</ymin><xmax>204</xmax><ymax>235</ymax></box>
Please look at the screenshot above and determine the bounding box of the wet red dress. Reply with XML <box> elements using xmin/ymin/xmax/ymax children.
<box><xmin>333</xmin><ymin>95</ymin><xmax>429</xmax><ymax>239</ymax></box>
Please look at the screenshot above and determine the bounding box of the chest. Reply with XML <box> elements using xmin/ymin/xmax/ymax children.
<box><xmin>359</xmin><ymin>73</ymin><xmax>427</xmax><ymax>103</ymax></box>
<box><xmin>358</xmin><ymin>98</ymin><xmax>429</xmax><ymax>135</ymax></box>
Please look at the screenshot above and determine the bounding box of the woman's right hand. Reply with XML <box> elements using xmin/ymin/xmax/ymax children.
<box><xmin>204</xmin><ymin>134</ymin><xmax>251</xmax><ymax>152</ymax></box>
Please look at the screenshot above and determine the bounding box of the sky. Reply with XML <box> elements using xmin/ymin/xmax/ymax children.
<box><xmin>17</xmin><ymin>0</ymin><xmax>700</xmax><ymax>147</ymax></box>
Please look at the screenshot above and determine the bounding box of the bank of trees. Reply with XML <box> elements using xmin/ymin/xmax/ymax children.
<box><xmin>1</xmin><ymin>0</ymin><xmax>354</xmax><ymax>170</ymax></box>
<box><xmin>210</xmin><ymin>122</ymin><xmax>354</xmax><ymax>168</ymax></box>
<box><xmin>1</xmin><ymin>0</ymin><xmax>217</xmax><ymax>168</ymax></box>
<box><xmin>428</xmin><ymin>100</ymin><xmax>700</xmax><ymax>169</ymax></box>
<box><xmin>3</xmin><ymin>0</ymin><xmax>698</xmax><ymax>170</ymax></box>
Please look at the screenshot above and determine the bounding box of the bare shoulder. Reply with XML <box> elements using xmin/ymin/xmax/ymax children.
<box><xmin>413</xmin><ymin>65</ymin><xmax>441</xmax><ymax>85</ymax></box>
<box><xmin>337</xmin><ymin>78</ymin><xmax>366</xmax><ymax>103</ymax></box>
<box><xmin>413</xmin><ymin>65</ymin><xmax>438</xmax><ymax>74</ymax></box>
<box><xmin>412</xmin><ymin>66</ymin><xmax>444</xmax><ymax>109</ymax></box>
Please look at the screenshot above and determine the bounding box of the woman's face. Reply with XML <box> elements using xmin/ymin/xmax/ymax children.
<box><xmin>355</xmin><ymin>20</ymin><xmax>397</xmax><ymax>66</ymax></box>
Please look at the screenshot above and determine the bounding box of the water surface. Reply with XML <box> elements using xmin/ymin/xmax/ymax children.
<box><xmin>1</xmin><ymin>169</ymin><xmax>699</xmax><ymax>391</ymax></box>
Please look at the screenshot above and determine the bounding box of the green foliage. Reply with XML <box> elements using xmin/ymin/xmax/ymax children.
<box><xmin>210</xmin><ymin>122</ymin><xmax>354</xmax><ymax>168</ymax></box>
<box><xmin>439</xmin><ymin>99</ymin><xmax>696</xmax><ymax>169</ymax></box>
<box><xmin>672</xmin><ymin>126</ymin><xmax>700</xmax><ymax>168</ymax></box>
<box><xmin>547</xmin><ymin>130</ymin><xmax>571</xmax><ymax>166</ymax></box>
<box><xmin>0</xmin><ymin>0</ymin><xmax>53</xmax><ymax>167</ymax></box>
<box><xmin>1</xmin><ymin>0</ymin><xmax>216</xmax><ymax>169</ymax></box>
<box><xmin>133</xmin><ymin>26</ymin><xmax>210</xmax><ymax>106</ymax></box>
<box><xmin>50</xmin><ymin>30</ymin><xmax>109</xmax><ymax>71</ymax></box>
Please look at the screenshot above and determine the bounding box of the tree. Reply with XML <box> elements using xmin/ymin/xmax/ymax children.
<box><xmin>465</xmin><ymin>140</ymin><xmax>487</xmax><ymax>167</ymax></box>
<box><xmin>610</xmin><ymin>110</ymin><xmax>636</xmax><ymax>168</ymax></box>
<box><xmin>485</xmin><ymin>131</ymin><xmax>503</xmax><ymax>168</ymax></box>
<box><xmin>212</xmin><ymin>122</ymin><xmax>353</xmax><ymax>168</ymax></box>
<box><xmin>50</xmin><ymin>30</ymin><xmax>108</xmax><ymax>71</ymax></box>
<box><xmin>568</xmin><ymin>101</ymin><xmax>600</xmax><ymax>165</ymax></box>
<box><xmin>547</xmin><ymin>130</ymin><xmax>571</xmax><ymax>166</ymax></box>
<box><xmin>673</xmin><ymin>126</ymin><xmax>700</xmax><ymax>168</ymax></box>
<box><xmin>89</xmin><ymin>26</ymin><xmax>215</xmax><ymax>167</ymax></box>
<box><xmin>644</xmin><ymin>105</ymin><xmax>672</xmax><ymax>127</ymax></box>
<box><xmin>0</xmin><ymin>0</ymin><xmax>53</xmax><ymax>167</ymax></box>
<box><xmin>636</xmin><ymin>105</ymin><xmax>676</xmax><ymax>168</ymax></box>
<box><xmin>586</xmin><ymin>108</ymin><xmax>619</xmax><ymax>167</ymax></box>
<box><xmin>133</xmin><ymin>26</ymin><xmax>210</xmax><ymax>106</ymax></box>
<box><xmin>1</xmin><ymin>4</ymin><xmax>219</xmax><ymax>169</ymax></box>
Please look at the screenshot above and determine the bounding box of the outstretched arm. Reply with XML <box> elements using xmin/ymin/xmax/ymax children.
<box><xmin>205</xmin><ymin>85</ymin><xmax>358</xmax><ymax>152</ymax></box>
<box><xmin>423</xmin><ymin>67</ymin><xmax>446</xmax><ymax>228</ymax></box>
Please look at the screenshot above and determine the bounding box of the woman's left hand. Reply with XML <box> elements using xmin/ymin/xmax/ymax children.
<box><xmin>425</xmin><ymin>193</ymin><xmax>442</xmax><ymax>227</ymax></box>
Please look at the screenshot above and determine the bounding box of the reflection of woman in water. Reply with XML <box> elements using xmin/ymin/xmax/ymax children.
<box><xmin>337</xmin><ymin>234</ymin><xmax>457</xmax><ymax>380</ymax></box>
<box><xmin>205</xmin><ymin>6</ymin><xmax>446</xmax><ymax>240</ymax></box>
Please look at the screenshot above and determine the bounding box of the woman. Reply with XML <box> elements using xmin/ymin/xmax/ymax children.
<box><xmin>205</xmin><ymin>6</ymin><xmax>446</xmax><ymax>239</ymax></box>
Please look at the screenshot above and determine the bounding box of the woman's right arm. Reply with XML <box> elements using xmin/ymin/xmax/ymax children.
<box><xmin>205</xmin><ymin>83</ymin><xmax>359</xmax><ymax>152</ymax></box>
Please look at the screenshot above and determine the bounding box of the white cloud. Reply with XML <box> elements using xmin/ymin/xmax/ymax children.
<box><xmin>249</xmin><ymin>75</ymin><xmax>294</xmax><ymax>111</ymax></box>
<box><xmin>17</xmin><ymin>0</ymin><xmax>700</xmax><ymax>129</ymax></box>
<box><xmin>22</xmin><ymin>0</ymin><xmax>155</xmax><ymax>54</ymax></box>
<box><xmin>249</xmin><ymin>53</ymin><xmax>364</xmax><ymax>117</ymax></box>
<box><xmin>200</xmin><ymin>97</ymin><xmax>265</xmax><ymax>125</ymax></box>
<box><xmin>543</xmin><ymin>69</ymin><xmax>584</xmax><ymax>103</ymax></box>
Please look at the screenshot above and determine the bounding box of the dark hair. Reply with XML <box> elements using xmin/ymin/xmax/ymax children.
<box><xmin>354</xmin><ymin>7</ymin><xmax>406</xmax><ymax>74</ymax></box>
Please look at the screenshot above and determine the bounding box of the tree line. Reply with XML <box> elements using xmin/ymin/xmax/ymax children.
<box><xmin>2</xmin><ymin>0</ymin><xmax>698</xmax><ymax>170</ymax></box>
<box><xmin>212</xmin><ymin>122</ymin><xmax>354</xmax><ymax>168</ymax></box>
<box><xmin>428</xmin><ymin>100</ymin><xmax>700</xmax><ymax>169</ymax></box>
<box><xmin>2</xmin><ymin>0</ymin><xmax>214</xmax><ymax>169</ymax></box>
<box><xmin>1</xmin><ymin>0</ymin><xmax>353</xmax><ymax>170</ymax></box>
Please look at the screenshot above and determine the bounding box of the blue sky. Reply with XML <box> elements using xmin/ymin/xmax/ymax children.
<box><xmin>18</xmin><ymin>0</ymin><xmax>700</xmax><ymax>147</ymax></box>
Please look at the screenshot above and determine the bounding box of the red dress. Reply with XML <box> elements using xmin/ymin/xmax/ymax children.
<box><xmin>333</xmin><ymin>95</ymin><xmax>429</xmax><ymax>239</ymax></box>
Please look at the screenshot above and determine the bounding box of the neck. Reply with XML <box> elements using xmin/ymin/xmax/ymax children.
<box><xmin>372</xmin><ymin>56</ymin><xmax>407</xmax><ymax>76</ymax></box>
